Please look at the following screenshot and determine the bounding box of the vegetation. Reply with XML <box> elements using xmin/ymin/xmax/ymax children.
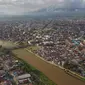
<box><xmin>0</xmin><ymin>45</ymin><xmax>56</xmax><ymax>85</ymax></box>
<box><xmin>27</xmin><ymin>45</ymin><xmax>40</xmax><ymax>51</ymax></box>
<box><xmin>13</xmin><ymin>55</ymin><xmax>56</xmax><ymax>85</ymax></box>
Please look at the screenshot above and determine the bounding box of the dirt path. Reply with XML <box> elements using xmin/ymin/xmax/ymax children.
<box><xmin>13</xmin><ymin>49</ymin><xmax>85</xmax><ymax>85</ymax></box>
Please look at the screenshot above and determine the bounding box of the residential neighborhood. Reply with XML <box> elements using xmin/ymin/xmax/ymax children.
<box><xmin>0</xmin><ymin>19</ymin><xmax>85</xmax><ymax>84</ymax></box>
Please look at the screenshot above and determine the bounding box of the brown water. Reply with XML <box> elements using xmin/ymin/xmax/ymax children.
<box><xmin>13</xmin><ymin>49</ymin><xmax>85</xmax><ymax>85</ymax></box>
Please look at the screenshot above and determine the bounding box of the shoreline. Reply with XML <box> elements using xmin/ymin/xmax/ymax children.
<box><xmin>12</xmin><ymin>48</ymin><xmax>85</xmax><ymax>85</ymax></box>
<box><xmin>24</xmin><ymin>48</ymin><xmax>85</xmax><ymax>81</ymax></box>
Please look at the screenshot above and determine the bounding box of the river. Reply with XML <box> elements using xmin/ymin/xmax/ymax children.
<box><xmin>13</xmin><ymin>48</ymin><xmax>85</xmax><ymax>85</ymax></box>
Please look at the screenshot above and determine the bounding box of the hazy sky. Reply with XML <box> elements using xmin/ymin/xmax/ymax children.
<box><xmin>0</xmin><ymin>0</ymin><xmax>85</xmax><ymax>15</ymax></box>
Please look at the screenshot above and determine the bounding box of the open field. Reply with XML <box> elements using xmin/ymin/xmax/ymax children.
<box><xmin>0</xmin><ymin>40</ymin><xmax>19</xmax><ymax>49</ymax></box>
<box><xmin>12</xmin><ymin>48</ymin><xmax>85</xmax><ymax>85</ymax></box>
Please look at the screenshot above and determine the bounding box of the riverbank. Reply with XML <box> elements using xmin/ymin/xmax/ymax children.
<box><xmin>12</xmin><ymin>48</ymin><xmax>85</xmax><ymax>85</ymax></box>
<box><xmin>24</xmin><ymin>48</ymin><xmax>85</xmax><ymax>81</ymax></box>
<box><xmin>13</xmin><ymin>53</ymin><xmax>56</xmax><ymax>85</ymax></box>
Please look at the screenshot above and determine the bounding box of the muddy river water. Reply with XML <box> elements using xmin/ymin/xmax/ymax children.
<box><xmin>13</xmin><ymin>48</ymin><xmax>85</xmax><ymax>85</ymax></box>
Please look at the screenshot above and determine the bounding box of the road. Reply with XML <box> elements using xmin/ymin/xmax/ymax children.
<box><xmin>13</xmin><ymin>48</ymin><xmax>85</xmax><ymax>85</ymax></box>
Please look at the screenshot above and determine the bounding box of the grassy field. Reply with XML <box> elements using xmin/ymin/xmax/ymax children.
<box><xmin>12</xmin><ymin>48</ymin><xmax>85</xmax><ymax>85</ymax></box>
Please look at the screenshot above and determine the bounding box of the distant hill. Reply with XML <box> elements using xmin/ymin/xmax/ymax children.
<box><xmin>0</xmin><ymin>6</ymin><xmax>85</xmax><ymax>20</ymax></box>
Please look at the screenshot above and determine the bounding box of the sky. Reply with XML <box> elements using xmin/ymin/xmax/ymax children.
<box><xmin>0</xmin><ymin>0</ymin><xmax>85</xmax><ymax>15</ymax></box>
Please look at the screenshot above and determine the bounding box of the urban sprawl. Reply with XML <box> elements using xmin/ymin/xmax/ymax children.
<box><xmin>0</xmin><ymin>19</ymin><xmax>85</xmax><ymax>84</ymax></box>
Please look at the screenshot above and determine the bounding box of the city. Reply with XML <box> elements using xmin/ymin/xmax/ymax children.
<box><xmin>0</xmin><ymin>0</ymin><xmax>85</xmax><ymax>85</ymax></box>
<box><xmin>0</xmin><ymin>19</ymin><xmax>85</xmax><ymax>85</ymax></box>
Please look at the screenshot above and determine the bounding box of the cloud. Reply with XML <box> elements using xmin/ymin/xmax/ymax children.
<box><xmin>0</xmin><ymin>0</ymin><xmax>84</xmax><ymax>15</ymax></box>
<box><xmin>63</xmin><ymin>0</ymin><xmax>85</xmax><ymax>8</ymax></box>
<box><xmin>0</xmin><ymin>0</ymin><xmax>47</xmax><ymax>15</ymax></box>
